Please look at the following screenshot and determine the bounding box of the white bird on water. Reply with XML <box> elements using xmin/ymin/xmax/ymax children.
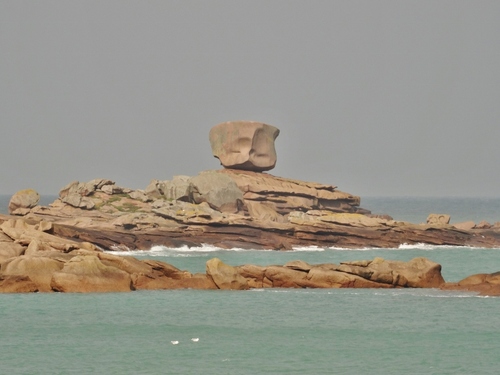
<box><xmin>171</xmin><ymin>341</ymin><xmax>179</xmax><ymax>345</ymax></box>
<box><xmin>191</xmin><ymin>338</ymin><xmax>199</xmax><ymax>342</ymax></box>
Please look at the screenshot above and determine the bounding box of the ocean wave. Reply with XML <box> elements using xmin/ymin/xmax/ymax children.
<box><xmin>106</xmin><ymin>242</ymin><xmax>494</xmax><ymax>256</ymax></box>
<box><xmin>106</xmin><ymin>243</ymin><xmax>262</xmax><ymax>257</ymax></box>
<box><xmin>291</xmin><ymin>245</ymin><xmax>325</xmax><ymax>251</ymax></box>
<box><xmin>397</xmin><ymin>243</ymin><xmax>477</xmax><ymax>250</ymax></box>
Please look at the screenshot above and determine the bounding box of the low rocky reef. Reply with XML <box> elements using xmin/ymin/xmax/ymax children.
<box><xmin>0</xmin><ymin>217</ymin><xmax>497</xmax><ymax>295</ymax></box>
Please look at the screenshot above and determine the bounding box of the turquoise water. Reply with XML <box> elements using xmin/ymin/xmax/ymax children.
<box><xmin>1</xmin><ymin>278</ymin><xmax>500</xmax><ymax>375</ymax></box>
<box><xmin>1</xmin><ymin>196</ymin><xmax>500</xmax><ymax>374</ymax></box>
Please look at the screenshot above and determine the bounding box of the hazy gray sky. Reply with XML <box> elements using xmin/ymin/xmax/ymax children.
<box><xmin>1</xmin><ymin>1</ymin><xmax>499</xmax><ymax>197</ymax></box>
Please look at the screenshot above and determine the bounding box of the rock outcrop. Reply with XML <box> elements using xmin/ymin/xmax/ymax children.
<box><xmin>441</xmin><ymin>272</ymin><xmax>500</xmax><ymax>296</ymax></box>
<box><xmin>2</xmin><ymin>216</ymin><xmax>500</xmax><ymax>295</ymax></box>
<box><xmin>209</xmin><ymin>121</ymin><xmax>280</xmax><ymax>172</ymax></box>
<box><xmin>426</xmin><ymin>214</ymin><xmax>451</xmax><ymax>225</ymax></box>
<box><xmin>0</xmin><ymin>218</ymin><xmax>447</xmax><ymax>293</ymax></box>
<box><xmin>3</xmin><ymin>169</ymin><xmax>499</xmax><ymax>251</ymax></box>
<box><xmin>0</xmin><ymin>217</ymin><xmax>217</xmax><ymax>293</ymax></box>
<box><xmin>9</xmin><ymin>189</ymin><xmax>40</xmax><ymax>215</ymax></box>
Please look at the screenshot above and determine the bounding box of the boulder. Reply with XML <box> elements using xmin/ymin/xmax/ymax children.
<box><xmin>58</xmin><ymin>181</ymin><xmax>97</xmax><ymax>209</ymax></box>
<box><xmin>0</xmin><ymin>242</ymin><xmax>26</xmax><ymax>263</ymax></box>
<box><xmin>9</xmin><ymin>189</ymin><xmax>40</xmax><ymax>215</ymax></box>
<box><xmin>132</xmin><ymin>273</ymin><xmax>217</xmax><ymax>290</ymax></box>
<box><xmin>206</xmin><ymin>258</ymin><xmax>249</xmax><ymax>290</ymax></box>
<box><xmin>337</xmin><ymin>257</ymin><xmax>445</xmax><ymax>288</ymax></box>
<box><xmin>426</xmin><ymin>214</ymin><xmax>451</xmax><ymax>225</ymax></box>
<box><xmin>159</xmin><ymin>176</ymin><xmax>191</xmax><ymax>201</ymax></box>
<box><xmin>453</xmin><ymin>221</ymin><xmax>476</xmax><ymax>231</ymax></box>
<box><xmin>50</xmin><ymin>255</ymin><xmax>133</xmax><ymax>293</ymax></box>
<box><xmin>306</xmin><ymin>266</ymin><xmax>392</xmax><ymax>288</ymax></box>
<box><xmin>475</xmin><ymin>221</ymin><xmax>491</xmax><ymax>229</ymax></box>
<box><xmin>189</xmin><ymin>171</ymin><xmax>244</xmax><ymax>211</ymax></box>
<box><xmin>0</xmin><ymin>275</ymin><xmax>38</xmax><ymax>293</ymax></box>
<box><xmin>209</xmin><ymin>121</ymin><xmax>280</xmax><ymax>172</ymax></box>
<box><xmin>245</xmin><ymin>201</ymin><xmax>284</xmax><ymax>223</ymax></box>
<box><xmin>1</xmin><ymin>256</ymin><xmax>64</xmax><ymax>292</ymax></box>
<box><xmin>441</xmin><ymin>272</ymin><xmax>500</xmax><ymax>296</ymax></box>
<box><xmin>235</xmin><ymin>264</ymin><xmax>268</xmax><ymax>288</ymax></box>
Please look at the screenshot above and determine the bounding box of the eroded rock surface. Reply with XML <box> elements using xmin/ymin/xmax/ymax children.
<box><xmin>441</xmin><ymin>272</ymin><xmax>500</xmax><ymax>296</ymax></box>
<box><xmin>0</xmin><ymin>219</ymin><xmax>448</xmax><ymax>293</ymax></box>
<box><xmin>209</xmin><ymin>121</ymin><xmax>280</xmax><ymax>172</ymax></box>
<box><xmin>9</xmin><ymin>189</ymin><xmax>40</xmax><ymax>215</ymax></box>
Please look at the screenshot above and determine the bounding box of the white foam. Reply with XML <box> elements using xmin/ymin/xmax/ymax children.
<box><xmin>106</xmin><ymin>243</ymin><xmax>252</xmax><ymax>257</ymax></box>
<box><xmin>397</xmin><ymin>243</ymin><xmax>476</xmax><ymax>250</ymax></box>
<box><xmin>291</xmin><ymin>245</ymin><xmax>325</xmax><ymax>251</ymax></box>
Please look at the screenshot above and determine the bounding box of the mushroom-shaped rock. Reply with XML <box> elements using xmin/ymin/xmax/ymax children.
<box><xmin>9</xmin><ymin>189</ymin><xmax>40</xmax><ymax>215</ymax></box>
<box><xmin>209</xmin><ymin>121</ymin><xmax>280</xmax><ymax>172</ymax></box>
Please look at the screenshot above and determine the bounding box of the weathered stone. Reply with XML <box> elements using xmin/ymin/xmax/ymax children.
<box><xmin>441</xmin><ymin>272</ymin><xmax>500</xmax><ymax>296</ymax></box>
<box><xmin>206</xmin><ymin>258</ymin><xmax>249</xmax><ymax>290</ymax></box>
<box><xmin>426</xmin><ymin>214</ymin><xmax>451</xmax><ymax>225</ymax></box>
<box><xmin>59</xmin><ymin>181</ymin><xmax>97</xmax><ymax>209</ymax></box>
<box><xmin>453</xmin><ymin>221</ymin><xmax>476</xmax><ymax>231</ymax></box>
<box><xmin>129</xmin><ymin>190</ymin><xmax>151</xmax><ymax>202</ymax></box>
<box><xmin>209</xmin><ymin>121</ymin><xmax>279</xmax><ymax>172</ymax></box>
<box><xmin>1</xmin><ymin>256</ymin><xmax>64</xmax><ymax>292</ymax></box>
<box><xmin>0</xmin><ymin>242</ymin><xmax>26</xmax><ymax>263</ymax></box>
<box><xmin>306</xmin><ymin>267</ymin><xmax>392</xmax><ymax>288</ymax></box>
<box><xmin>0</xmin><ymin>275</ymin><xmax>38</xmax><ymax>293</ymax></box>
<box><xmin>235</xmin><ymin>264</ymin><xmax>267</xmax><ymax>288</ymax></box>
<box><xmin>9</xmin><ymin>189</ymin><xmax>40</xmax><ymax>215</ymax></box>
<box><xmin>264</xmin><ymin>266</ymin><xmax>309</xmax><ymax>288</ymax></box>
<box><xmin>339</xmin><ymin>257</ymin><xmax>445</xmax><ymax>288</ymax></box>
<box><xmin>217</xmin><ymin>169</ymin><xmax>363</xmax><ymax>216</ymax></box>
<box><xmin>475</xmin><ymin>221</ymin><xmax>491</xmax><ymax>229</ymax></box>
<box><xmin>284</xmin><ymin>260</ymin><xmax>313</xmax><ymax>272</ymax></box>
<box><xmin>141</xmin><ymin>259</ymin><xmax>191</xmax><ymax>280</ymax></box>
<box><xmin>132</xmin><ymin>273</ymin><xmax>217</xmax><ymax>290</ymax></box>
<box><xmin>189</xmin><ymin>171</ymin><xmax>244</xmax><ymax>211</ymax></box>
<box><xmin>308</xmin><ymin>212</ymin><xmax>389</xmax><ymax>228</ymax></box>
<box><xmin>153</xmin><ymin>201</ymin><xmax>222</xmax><ymax>224</ymax></box>
<box><xmin>100</xmin><ymin>184</ymin><xmax>124</xmax><ymax>195</ymax></box>
<box><xmin>97</xmin><ymin>252</ymin><xmax>153</xmax><ymax>275</ymax></box>
<box><xmin>50</xmin><ymin>255</ymin><xmax>132</xmax><ymax>293</ymax></box>
<box><xmin>246</xmin><ymin>201</ymin><xmax>284</xmax><ymax>222</ymax></box>
<box><xmin>159</xmin><ymin>176</ymin><xmax>191</xmax><ymax>201</ymax></box>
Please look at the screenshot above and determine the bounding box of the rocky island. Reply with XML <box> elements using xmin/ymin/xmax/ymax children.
<box><xmin>1</xmin><ymin>121</ymin><xmax>499</xmax><ymax>294</ymax></box>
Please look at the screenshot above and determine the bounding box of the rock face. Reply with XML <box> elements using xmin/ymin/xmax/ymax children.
<box><xmin>427</xmin><ymin>214</ymin><xmax>451</xmax><ymax>225</ymax></box>
<box><xmin>441</xmin><ymin>272</ymin><xmax>500</xmax><ymax>296</ymax></box>
<box><xmin>3</xmin><ymin>216</ymin><xmax>500</xmax><ymax>295</ymax></box>
<box><xmin>0</xmin><ymin>217</ymin><xmax>219</xmax><ymax>293</ymax></box>
<box><xmin>209</xmin><ymin>121</ymin><xmax>280</xmax><ymax>172</ymax></box>
<box><xmin>9</xmin><ymin>189</ymin><xmax>40</xmax><ymax>215</ymax></box>
<box><xmin>206</xmin><ymin>258</ymin><xmax>249</xmax><ymax>290</ymax></box>
<box><xmin>218</xmin><ymin>169</ymin><xmax>364</xmax><ymax>216</ymax></box>
<box><xmin>5</xmin><ymin>170</ymin><xmax>500</xmax><ymax>251</ymax></box>
<box><xmin>0</xmin><ymin>218</ymin><xmax>447</xmax><ymax>293</ymax></box>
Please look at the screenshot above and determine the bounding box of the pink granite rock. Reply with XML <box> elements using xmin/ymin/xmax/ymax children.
<box><xmin>209</xmin><ymin>121</ymin><xmax>279</xmax><ymax>172</ymax></box>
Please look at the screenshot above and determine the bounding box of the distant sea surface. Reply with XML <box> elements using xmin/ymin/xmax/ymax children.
<box><xmin>1</xmin><ymin>195</ymin><xmax>500</xmax><ymax>374</ymax></box>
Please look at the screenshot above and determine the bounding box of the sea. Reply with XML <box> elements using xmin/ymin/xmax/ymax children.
<box><xmin>1</xmin><ymin>195</ymin><xmax>500</xmax><ymax>375</ymax></box>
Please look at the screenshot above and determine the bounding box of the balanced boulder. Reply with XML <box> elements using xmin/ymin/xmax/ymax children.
<box><xmin>209</xmin><ymin>121</ymin><xmax>280</xmax><ymax>172</ymax></box>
